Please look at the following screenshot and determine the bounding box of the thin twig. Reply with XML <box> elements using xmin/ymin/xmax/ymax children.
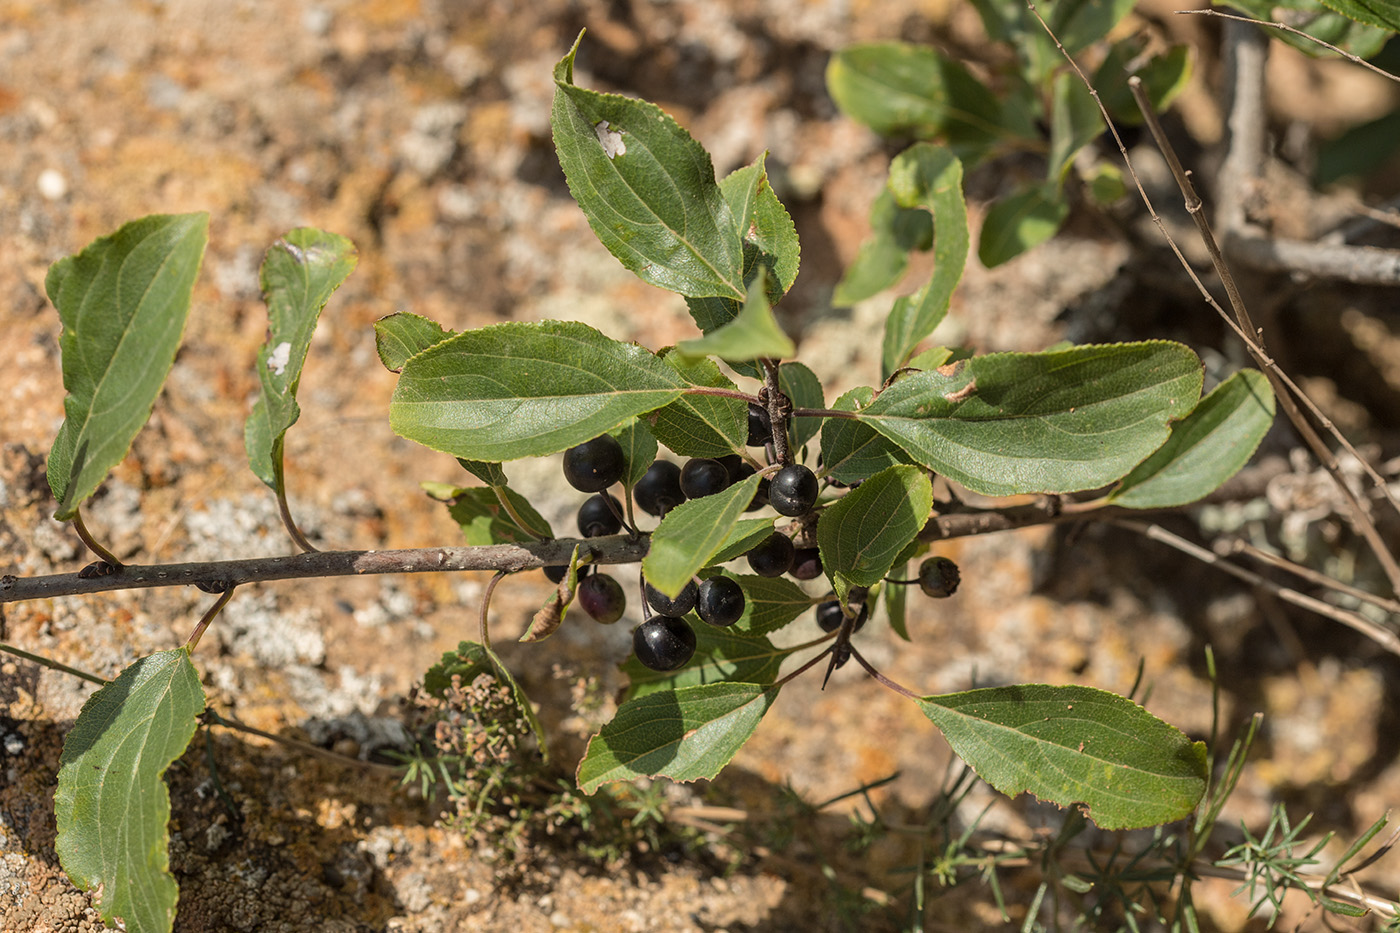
<box><xmin>0</xmin><ymin>641</ymin><xmax>109</xmax><ymax>686</ymax></box>
<box><xmin>0</xmin><ymin>535</ymin><xmax>651</xmax><ymax>603</ymax></box>
<box><xmin>1112</xmin><ymin>519</ymin><xmax>1400</xmax><ymax>658</ymax></box>
<box><xmin>1219</xmin><ymin>537</ymin><xmax>1400</xmax><ymax>615</ymax></box>
<box><xmin>478</xmin><ymin>570</ymin><xmax>508</xmax><ymax>652</ymax></box>
<box><xmin>847</xmin><ymin>644</ymin><xmax>921</xmax><ymax>699</ymax></box>
<box><xmin>203</xmin><ymin>708</ymin><xmax>402</xmax><ymax>776</ymax></box>
<box><xmin>761</xmin><ymin>358</ymin><xmax>792</xmax><ymax>465</ymax></box>
<box><xmin>1182</xmin><ymin>8</ymin><xmax>1400</xmax><ymax>84</ymax></box>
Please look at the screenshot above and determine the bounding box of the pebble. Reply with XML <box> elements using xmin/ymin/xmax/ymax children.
<box><xmin>36</xmin><ymin>168</ymin><xmax>66</xmax><ymax>200</ymax></box>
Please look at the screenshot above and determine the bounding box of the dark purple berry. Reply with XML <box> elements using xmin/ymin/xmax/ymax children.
<box><xmin>645</xmin><ymin>579</ymin><xmax>698</xmax><ymax>617</ymax></box>
<box><xmin>769</xmin><ymin>464</ymin><xmax>818</xmax><ymax>517</ymax></box>
<box><xmin>680</xmin><ymin>457</ymin><xmax>731</xmax><ymax>499</ymax></box>
<box><xmin>747</xmin><ymin>403</ymin><xmax>773</xmax><ymax>447</ymax></box>
<box><xmin>543</xmin><ymin>564</ymin><xmax>569</xmax><ymax>584</ymax></box>
<box><xmin>577</xmin><ymin>493</ymin><xmax>623</xmax><ymax>537</ymax></box>
<box><xmin>633</xmin><ymin>615</ymin><xmax>697</xmax><ymax>671</ymax></box>
<box><xmin>563</xmin><ymin>435</ymin><xmax>625</xmax><ymax>493</ymax></box>
<box><xmin>790</xmin><ymin>547</ymin><xmax>823</xmax><ymax>581</ymax></box>
<box><xmin>578</xmin><ymin>573</ymin><xmax>626</xmax><ymax>624</ymax></box>
<box><xmin>717</xmin><ymin>454</ymin><xmax>747</xmax><ymax>484</ymax></box>
<box><xmin>634</xmin><ymin>460</ymin><xmax>686</xmax><ymax>517</ymax></box>
<box><xmin>816</xmin><ymin>598</ymin><xmax>868</xmax><ymax>633</ymax></box>
<box><xmin>918</xmin><ymin>557</ymin><xmax>961</xmax><ymax>599</ymax></box>
<box><xmin>747</xmin><ymin>531</ymin><xmax>795</xmax><ymax>577</ymax></box>
<box><xmin>696</xmin><ymin>577</ymin><xmax>745</xmax><ymax>627</ymax></box>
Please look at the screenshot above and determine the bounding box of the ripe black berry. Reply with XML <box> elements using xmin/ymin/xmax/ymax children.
<box><xmin>816</xmin><ymin>599</ymin><xmax>868</xmax><ymax>633</ymax></box>
<box><xmin>745</xmin><ymin>476</ymin><xmax>770</xmax><ymax>512</ymax></box>
<box><xmin>634</xmin><ymin>460</ymin><xmax>686</xmax><ymax>517</ymax></box>
<box><xmin>717</xmin><ymin>454</ymin><xmax>747</xmax><ymax>484</ymax></box>
<box><xmin>543</xmin><ymin>564</ymin><xmax>569</xmax><ymax>584</ymax></box>
<box><xmin>577</xmin><ymin>493</ymin><xmax>623</xmax><ymax>537</ymax></box>
<box><xmin>918</xmin><ymin>557</ymin><xmax>961</xmax><ymax>598</ymax></box>
<box><xmin>769</xmin><ymin>464</ymin><xmax>818</xmax><ymax>517</ymax></box>
<box><xmin>746</xmin><ymin>531</ymin><xmax>795</xmax><ymax>577</ymax></box>
<box><xmin>563</xmin><ymin>435</ymin><xmax>625</xmax><ymax>493</ymax></box>
<box><xmin>578</xmin><ymin>573</ymin><xmax>626</xmax><ymax>624</ymax></box>
<box><xmin>680</xmin><ymin>457</ymin><xmax>731</xmax><ymax>499</ymax></box>
<box><xmin>633</xmin><ymin>615</ymin><xmax>697</xmax><ymax>671</ymax></box>
<box><xmin>696</xmin><ymin>577</ymin><xmax>745</xmax><ymax>626</ymax></box>
<box><xmin>645</xmin><ymin>579</ymin><xmax>698</xmax><ymax>617</ymax></box>
<box><xmin>747</xmin><ymin>403</ymin><xmax>773</xmax><ymax>447</ymax></box>
<box><xmin>790</xmin><ymin>548</ymin><xmax>823</xmax><ymax>581</ymax></box>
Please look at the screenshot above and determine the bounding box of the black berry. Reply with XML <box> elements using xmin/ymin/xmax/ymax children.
<box><xmin>769</xmin><ymin>464</ymin><xmax>818</xmax><ymax>517</ymax></box>
<box><xmin>543</xmin><ymin>564</ymin><xmax>569</xmax><ymax>584</ymax></box>
<box><xmin>790</xmin><ymin>547</ymin><xmax>823</xmax><ymax>581</ymax></box>
<box><xmin>747</xmin><ymin>403</ymin><xmax>773</xmax><ymax>447</ymax></box>
<box><xmin>633</xmin><ymin>616</ymin><xmax>697</xmax><ymax>671</ymax></box>
<box><xmin>746</xmin><ymin>531</ymin><xmax>795</xmax><ymax>577</ymax></box>
<box><xmin>645</xmin><ymin>579</ymin><xmax>698</xmax><ymax>617</ymax></box>
<box><xmin>563</xmin><ymin>435</ymin><xmax>625</xmax><ymax>493</ymax></box>
<box><xmin>578</xmin><ymin>573</ymin><xmax>626</xmax><ymax>624</ymax></box>
<box><xmin>918</xmin><ymin>557</ymin><xmax>961</xmax><ymax>599</ymax></box>
<box><xmin>717</xmin><ymin>454</ymin><xmax>747</xmax><ymax>484</ymax></box>
<box><xmin>577</xmin><ymin>493</ymin><xmax>623</xmax><ymax>537</ymax></box>
<box><xmin>816</xmin><ymin>598</ymin><xmax>868</xmax><ymax>633</ymax></box>
<box><xmin>634</xmin><ymin>460</ymin><xmax>686</xmax><ymax>517</ymax></box>
<box><xmin>696</xmin><ymin>577</ymin><xmax>745</xmax><ymax>627</ymax></box>
<box><xmin>680</xmin><ymin>457</ymin><xmax>731</xmax><ymax>499</ymax></box>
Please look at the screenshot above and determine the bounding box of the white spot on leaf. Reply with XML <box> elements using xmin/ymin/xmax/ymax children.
<box><xmin>594</xmin><ymin>120</ymin><xmax>625</xmax><ymax>159</ymax></box>
<box><xmin>267</xmin><ymin>342</ymin><xmax>292</xmax><ymax>376</ymax></box>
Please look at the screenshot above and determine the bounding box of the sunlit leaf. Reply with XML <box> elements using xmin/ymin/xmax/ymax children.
<box><xmin>375</xmin><ymin>311</ymin><xmax>454</xmax><ymax>372</ymax></box>
<box><xmin>818</xmin><ymin>465</ymin><xmax>933</xmax><ymax>589</ymax></box>
<box><xmin>644</xmin><ymin>473</ymin><xmax>764</xmax><ymax>597</ymax></box>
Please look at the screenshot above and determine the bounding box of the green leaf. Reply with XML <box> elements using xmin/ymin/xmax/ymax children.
<box><xmin>1048</xmin><ymin>0</ymin><xmax>1138</xmax><ymax>54</ymax></box>
<box><xmin>648</xmin><ymin>353</ymin><xmax>748</xmax><ymax>458</ymax></box>
<box><xmin>820</xmin><ymin>387</ymin><xmax>917</xmax><ymax>485</ymax></box>
<box><xmin>1108</xmin><ymin>370</ymin><xmax>1275</xmax><ymax>509</ymax></box>
<box><xmin>685</xmin><ymin>155</ymin><xmax>801</xmax><ymax>334</ymax></box>
<box><xmin>577</xmin><ymin>682</ymin><xmax>779</xmax><ymax>793</ymax></box>
<box><xmin>55</xmin><ymin>648</ymin><xmax>206</xmax><ymax>933</ymax></box>
<box><xmin>1228</xmin><ymin>0</ymin><xmax>1392</xmax><ymax>56</ymax></box>
<box><xmin>552</xmin><ymin>33</ymin><xmax>744</xmax><ymax>300</ymax></box>
<box><xmin>978</xmin><ymin>183</ymin><xmax>1071</xmax><ymax>268</ymax></box>
<box><xmin>457</xmin><ymin>458</ymin><xmax>509</xmax><ymax>487</ymax></box>
<box><xmin>1316</xmin><ymin>0</ymin><xmax>1400</xmax><ymax>32</ymax></box>
<box><xmin>390</xmin><ymin>320</ymin><xmax>686</xmax><ymax>461</ymax></box>
<box><xmin>622</xmin><ymin>621</ymin><xmax>793</xmax><ymax>698</ymax></box>
<box><xmin>423</xmin><ymin>640</ymin><xmax>547</xmax><ymax>757</ymax></box>
<box><xmin>1047</xmin><ymin>72</ymin><xmax>1104</xmax><ymax>185</ymax></box>
<box><xmin>818</xmin><ymin>465</ymin><xmax>934</xmax><ymax>590</ymax></box>
<box><xmin>46</xmin><ymin>213</ymin><xmax>209</xmax><ymax>520</ymax></box>
<box><xmin>780</xmin><ymin>362</ymin><xmax>826</xmax><ymax>451</ymax></box>
<box><xmin>916</xmin><ymin>685</ymin><xmax>1208</xmax><ymax>829</ymax></box>
<box><xmin>375</xmin><ymin>311</ymin><xmax>455</xmax><ymax>372</ymax></box>
<box><xmin>826</xmin><ymin>43</ymin><xmax>1002</xmax><ymax>149</ymax></box>
<box><xmin>725</xmin><ymin>573</ymin><xmax>818</xmax><ymax>636</ymax></box>
<box><xmin>858</xmin><ymin>342</ymin><xmax>1203</xmax><ymax>496</ymax></box>
<box><xmin>430</xmin><ymin>485</ymin><xmax>554</xmax><ymax>545</ymax></box>
<box><xmin>611</xmin><ymin>418</ymin><xmax>658</xmax><ymax>489</ymax></box>
<box><xmin>676</xmin><ymin>267</ymin><xmax>795</xmax><ymax>363</ymax></box>
<box><xmin>1095</xmin><ymin>41</ymin><xmax>1193</xmax><ymax>128</ymax></box>
<box><xmin>707</xmin><ymin>517</ymin><xmax>778</xmax><ymax>566</ymax></box>
<box><xmin>244</xmin><ymin>229</ymin><xmax>358</xmax><ymax>491</ymax></box>
<box><xmin>643</xmin><ymin>473</ymin><xmax>763</xmax><ymax>597</ymax></box>
<box><xmin>881</xmin><ymin>144</ymin><xmax>969</xmax><ymax>379</ymax></box>
<box><xmin>833</xmin><ymin>189</ymin><xmax>932</xmax><ymax>307</ymax></box>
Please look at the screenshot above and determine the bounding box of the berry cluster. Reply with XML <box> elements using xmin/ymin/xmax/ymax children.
<box><xmin>544</xmin><ymin>399</ymin><xmax>959</xmax><ymax>674</ymax></box>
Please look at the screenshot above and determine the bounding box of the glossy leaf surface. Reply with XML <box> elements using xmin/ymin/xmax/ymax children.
<box><xmin>858</xmin><ymin>342</ymin><xmax>1203</xmax><ymax>496</ymax></box>
<box><xmin>390</xmin><ymin>321</ymin><xmax>685</xmax><ymax>461</ymax></box>
<box><xmin>55</xmin><ymin>649</ymin><xmax>205</xmax><ymax>933</ymax></box>
<box><xmin>46</xmin><ymin>213</ymin><xmax>209</xmax><ymax>519</ymax></box>
<box><xmin>245</xmin><ymin>228</ymin><xmax>358</xmax><ymax>490</ymax></box>
<box><xmin>578</xmin><ymin>682</ymin><xmax>779</xmax><ymax>793</ymax></box>
<box><xmin>918</xmin><ymin>685</ymin><xmax>1208</xmax><ymax>829</ymax></box>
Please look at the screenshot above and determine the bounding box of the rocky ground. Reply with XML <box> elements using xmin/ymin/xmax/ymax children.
<box><xmin>3</xmin><ymin>0</ymin><xmax>1400</xmax><ymax>931</ymax></box>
